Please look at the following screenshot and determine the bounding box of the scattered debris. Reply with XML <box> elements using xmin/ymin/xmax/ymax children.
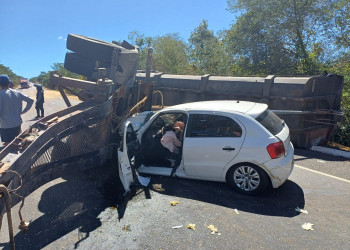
<box><xmin>234</xmin><ymin>209</ymin><xmax>239</xmax><ymax>214</ymax></box>
<box><xmin>152</xmin><ymin>184</ymin><xmax>165</xmax><ymax>192</ymax></box>
<box><xmin>123</xmin><ymin>225</ymin><xmax>131</xmax><ymax>231</ymax></box>
<box><xmin>301</xmin><ymin>223</ymin><xmax>314</xmax><ymax>231</ymax></box>
<box><xmin>137</xmin><ymin>174</ymin><xmax>151</xmax><ymax>187</ymax></box>
<box><xmin>172</xmin><ymin>225</ymin><xmax>183</xmax><ymax>229</ymax></box>
<box><xmin>18</xmin><ymin>221</ymin><xmax>30</xmax><ymax>231</ymax></box>
<box><xmin>207</xmin><ymin>225</ymin><xmax>218</xmax><ymax>235</ymax></box>
<box><xmin>187</xmin><ymin>224</ymin><xmax>196</xmax><ymax>230</ymax></box>
<box><xmin>170</xmin><ymin>201</ymin><xmax>180</xmax><ymax>206</ymax></box>
<box><xmin>295</xmin><ymin>207</ymin><xmax>309</xmax><ymax>214</ymax></box>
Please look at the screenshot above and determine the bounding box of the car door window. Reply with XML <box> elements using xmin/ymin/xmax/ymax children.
<box><xmin>149</xmin><ymin>113</ymin><xmax>187</xmax><ymax>131</ymax></box>
<box><xmin>186</xmin><ymin>114</ymin><xmax>242</xmax><ymax>137</ymax></box>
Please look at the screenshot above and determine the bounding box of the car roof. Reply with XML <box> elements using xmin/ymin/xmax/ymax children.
<box><xmin>162</xmin><ymin>100</ymin><xmax>268</xmax><ymax>118</ymax></box>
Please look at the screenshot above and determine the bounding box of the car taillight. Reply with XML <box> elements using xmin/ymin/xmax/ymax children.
<box><xmin>266</xmin><ymin>141</ymin><xmax>285</xmax><ymax>159</ymax></box>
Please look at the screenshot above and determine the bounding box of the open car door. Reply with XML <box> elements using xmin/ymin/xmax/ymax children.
<box><xmin>118</xmin><ymin>121</ymin><xmax>138</xmax><ymax>194</ymax></box>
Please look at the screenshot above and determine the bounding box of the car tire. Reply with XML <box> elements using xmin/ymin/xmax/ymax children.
<box><xmin>66</xmin><ymin>34</ymin><xmax>121</xmax><ymax>63</ymax></box>
<box><xmin>226</xmin><ymin>163</ymin><xmax>269</xmax><ymax>195</ymax></box>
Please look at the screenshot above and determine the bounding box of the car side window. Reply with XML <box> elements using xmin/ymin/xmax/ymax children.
<box><xmin>186</xmin><ymin>114</ymin><xmax>242</xmax><ymax>138</ymax></box>
<box><xmin>149</xmin><ymin>113</ymin><xmax>187</xmax><ymax>132</ymax></box>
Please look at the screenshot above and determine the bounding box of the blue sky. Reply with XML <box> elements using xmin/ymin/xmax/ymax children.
<box><xmin>0</xmin><ymin>0</ymin><xmax>235</xmax><ymax>78</ymax></box>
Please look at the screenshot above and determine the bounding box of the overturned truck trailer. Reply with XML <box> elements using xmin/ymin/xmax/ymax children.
<box><xmin>63</xmin><ymin>34</ymin><xmax>345</xmax><ymax>148</ymax></box>
<box><xmin>135</xmin><ymin>73</ymin><xmax>344</xmax><ymax>148</ymax></box>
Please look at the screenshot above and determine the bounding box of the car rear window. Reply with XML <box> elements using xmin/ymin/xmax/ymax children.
<box><xmin>255</xmin><ymin>109</ymin><xmax>283</xmax><ymax>135</ymax></box>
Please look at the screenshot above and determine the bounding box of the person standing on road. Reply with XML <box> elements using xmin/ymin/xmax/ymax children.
<box><xmin>0</xmin><ymin>74</ymin><xmax>34</xmax><ymax>146</ymax></box>
<box><xmin>34</xmin><ymin>83</ymin><xmax>44</xmax><ymax>118</ymax></box>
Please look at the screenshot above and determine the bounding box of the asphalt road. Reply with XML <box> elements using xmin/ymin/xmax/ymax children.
<box><xmin>0</xmin><ymin>87</ymin><xmax>349</xmax><ymax>249</ymax></box>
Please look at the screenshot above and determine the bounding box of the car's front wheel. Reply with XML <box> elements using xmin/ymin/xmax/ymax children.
<box><xmin>226</xmin><ymin>163</ymin><xmax>269</xmax><ymax>195</ymax></box>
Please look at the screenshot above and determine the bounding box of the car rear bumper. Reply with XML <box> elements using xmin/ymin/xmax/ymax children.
<box><xmin>262</xmin><ymin>142</ymin><xmax>294</xmax><ymax>188</ymax></box>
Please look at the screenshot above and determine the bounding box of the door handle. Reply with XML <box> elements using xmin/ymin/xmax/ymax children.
<box><xmin>222</xmin><ymin>147</ymin><xmax>235</xmax><ymax>151</ymax></box>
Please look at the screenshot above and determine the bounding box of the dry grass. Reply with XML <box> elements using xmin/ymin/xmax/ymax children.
<box><xmin>44</xmin><ymin>88</ymin><xmax>79</xmax><ymax>100</ymax></box>
<box><xmin>326</xmin><ymin>141</ymin><xmax>350</xmax><ymax>152</ymax></box>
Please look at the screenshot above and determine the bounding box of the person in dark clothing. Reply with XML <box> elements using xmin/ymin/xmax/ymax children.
<box><xmin>34</xmin><ymin>84</ymin><xmax>44</xmax><ymax>118</ymax></box>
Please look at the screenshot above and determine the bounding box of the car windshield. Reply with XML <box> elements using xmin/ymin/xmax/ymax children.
<box><xmin>255</xmin><ymin>109</ymin><xmax>283</xmax><ymax>135</ymax></box>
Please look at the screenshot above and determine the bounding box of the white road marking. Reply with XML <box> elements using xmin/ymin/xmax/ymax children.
<box><xmin>295</xmin><ymin>164</ymin><xmax>350</xmax><ymax>184</ymax></box>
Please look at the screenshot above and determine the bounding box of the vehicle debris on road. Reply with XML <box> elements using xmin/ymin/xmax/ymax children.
<box><xmin>123</xmin><ymin>225</ymin><xmax>131</xmax><ymax>231</ymax></box>
<box><xmin>301</xmin><ymin>223</ymin><xmax>314</xmax><ymax>231</ymax></box>
<box><xmin>172</xmin><ymin>225</ymin><xmax>183</xmax><ymax>229</ymax></box>
<box><xmin>152</xmin><ymin>184</ymin><xmax>165</xmax><ymax>192</ymax></box>
<box><xmin>187</xmin><ymin>224</ymin><xmax>196</xmax><ymax>230</ymax></box>
<box><xmin>170</xmin><ymin>201</ymin><xmax>180</xmax><ymax>206</ymax></box>
<box><xmin>295</xmin><ymin>207</ymin><xmax>309</xmax><ymax>214</ymax></box>
<box><xmin>207</xmin><ymin>225</ymin><xmax>219</xmax><ymax>235</ymax></box>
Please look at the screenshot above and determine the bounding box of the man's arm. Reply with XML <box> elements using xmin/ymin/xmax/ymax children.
<box><xmin>20</xmin><ymin>93</ymin><xmax>34</xmax><ymax>114</ymax></box>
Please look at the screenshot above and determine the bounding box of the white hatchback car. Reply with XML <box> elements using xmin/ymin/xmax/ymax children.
<box><xmin>118</xmin><ymin>100</ymin><xmax>294</xmax><ymax>195</ymax></box>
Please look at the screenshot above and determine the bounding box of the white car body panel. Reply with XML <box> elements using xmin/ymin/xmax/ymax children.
<box><xmin>183</xmin><ymin>137</ymin><xmax>242</xmax><ymax>179</ymax></box>
<box><xmin>118</xmin><ymin>150</ymin><xmax>133</xmax><ymax>193</ymax></box>
<box><xmin>182</xmin><ymin>111</ymin><xmax>245</xmax><ymax>179</ymax></box>
<box><xmin>262</xmin><ymin>142</ymin><xmax>294</xmax><ymax>188</ymax></box>
<box><xmin>118</xmin><ymin>121</ymin><xmax>134</xmax><ymax>193</ymax></box>
<box><xmin>118</xmin><ymin>100</ymin><xmax>295</xmax><ymax>194</ymax></box>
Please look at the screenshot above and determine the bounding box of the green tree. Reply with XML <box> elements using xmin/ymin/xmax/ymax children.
<box><xmin>319</xmin><ymin>0</ymin><xmax>350</xmax><ymax>52</ymax></box>
<box><xmin>128</xmin><ymin>31</ymin><xmax>153</xmax><ymax>70</ymax></box>
<box><xmin>225</xmin><ymin>0</ymin><xmax>333</xmax><ymax>75</ymax></box>
<box><xmin>152</xmin><ymin>34</ymin><xmax>189</xmax><ymax>74</ymax></box>
<box><xmin>30</xmin><ymin>63</ymin><xmax>85</xmax><ymax>88</ymax></box>
<box><xmin>0</xmin><ymin>63</ymin><xmax>22</xmax><ymax>86</ymax></box>
<box><xmin>189</xmin><ymin>20</ymin><xmax>230</xmax><ymax>75</ymax></box>
<box><xmin>327</xmin><ymin>53</ymin><xmax>350</xmax><ymax>146</ymax></box>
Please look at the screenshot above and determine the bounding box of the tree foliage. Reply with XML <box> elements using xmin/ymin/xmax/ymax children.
<box><xmin>327</xmin><ymin>53</ymin><xmax>350</xmax><ymax>146</ymax></box>
<box><xmin>30</xmin><ymin>63</ymin><xmax>85</xmax><ymax>88</ymax></box>
<box><xmin>225</xmin><ymin>0</ymin><xmax>329</xmax><ymax>75</ymax></box>
<box><xmin>128</xmin><ymin>31</ymin><xmax>153</xmax><ymax>70</ymax></box>
<box><xmin>189</xmin><ymin>20</ymin><xmax>230</xmax><ymax>75</ymax></box>
<box><xmin>152</xmin><ymin>34</ymin><xmax>189</xmax><ymax>74</ymax></box>
<box><xmin>0</xmin><ymin>63</ymin><xmax>22</xmax><ymax>86</ymax></box>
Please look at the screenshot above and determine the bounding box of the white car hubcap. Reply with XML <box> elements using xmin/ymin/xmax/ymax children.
<box><xmin>233</xmin><ymin>166</ymin><xmax>260</xmax><ymax>191</ymax></box>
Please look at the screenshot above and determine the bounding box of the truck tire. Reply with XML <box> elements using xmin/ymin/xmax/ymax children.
<box><xmin>64</xmin><ymin>52</ymin><xmax>97</xmax><ymax>78</ymax></box>
<box><xmin>67</xmin><ymin>34</ymin><xmax>121</xmax><ymax>63</ymax></box>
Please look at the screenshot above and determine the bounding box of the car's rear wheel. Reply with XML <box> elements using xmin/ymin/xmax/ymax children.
<box><xmin>226</xmin><ymin>163</ymin><xmax>269</xmax><ymax>195</ymax></box>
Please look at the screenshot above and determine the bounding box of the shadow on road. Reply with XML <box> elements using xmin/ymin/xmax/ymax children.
<box><xmin>142</xmin><ymin>175</ymin><xmax>305</xmax><ymax>218</ymax></box>
<box><xmin>2</xmin><ymin>162</ymin><xmax>119</xmax><ymax>250</ymax></box>
<box><xmin>1</xmin><ymin>161</ymin><xmax>304</xmax><ymax>249</ymax></box>
<box><xmin>294</xmin><ymin>148</ymin><xmax>349</xmax><ymax>162</ymax></box>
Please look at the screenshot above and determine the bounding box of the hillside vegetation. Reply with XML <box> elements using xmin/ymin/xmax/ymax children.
<box><xmin>0</xmin><ymin>64</ymin><xmax>23</xmax><ymax>86</ymax></box>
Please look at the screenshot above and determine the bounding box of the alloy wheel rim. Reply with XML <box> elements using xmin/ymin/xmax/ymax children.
<box><xmin>233</xmin><ymin>166</ymin><xmax>260</xmax><ymax>191</ymax></box>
